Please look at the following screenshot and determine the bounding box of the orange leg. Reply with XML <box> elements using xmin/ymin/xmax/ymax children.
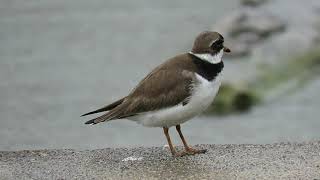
<box><xmin>163</xmin><ymin>127</ymin><xmax>188</xmax><ymax>157</ymax></box>
<box><xmin>163</xmin><ymin>127</ymin><xmax>177</xmax><ymax>156</ymax></box>
<box><xmin>176</xmin><ymin>125</ymin><xmax>207</xmax><ymax>155</ymax></box>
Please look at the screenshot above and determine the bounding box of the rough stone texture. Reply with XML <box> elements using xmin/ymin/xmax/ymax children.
<box><xmin>1</xmin><ymin>141</ymin><xmax>320</xmax><ymax>179</ymax></box>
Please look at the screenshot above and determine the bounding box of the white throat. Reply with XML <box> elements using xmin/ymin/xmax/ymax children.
<box><xmin>189</xmin><ymin>49</ymin><xmax>224</xmax><ymax>64</ymax></box>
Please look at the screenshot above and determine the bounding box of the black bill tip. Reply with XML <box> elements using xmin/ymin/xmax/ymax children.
<box><xmin>224</xmin><ymin>47</ymin><xmax>231</xmax><ymax>53</ymax></box>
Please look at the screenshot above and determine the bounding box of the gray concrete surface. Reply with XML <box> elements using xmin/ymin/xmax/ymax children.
<box><xmin>1</xmin><ymin>141</ymin><xmax>320</xmax><ymax>179</ymax></box>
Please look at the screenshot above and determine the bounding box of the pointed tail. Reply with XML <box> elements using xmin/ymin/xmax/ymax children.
<box><xmin>81</xmin><ymin>97</ymin><xmax>125</xmax><ymax>117</ymax></box>
<box><xmin>84</xmin><ymin>106</ymin><xmax>124</xmax><ymax>125</ymax></box>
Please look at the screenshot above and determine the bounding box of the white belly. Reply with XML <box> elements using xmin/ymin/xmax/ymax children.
<box><xmin>127</xmin><ymin>73</ymin><xmax>222</xmax><ymax>127</ymax></box>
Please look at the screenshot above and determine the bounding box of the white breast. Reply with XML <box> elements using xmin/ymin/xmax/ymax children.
<box><xmin>128</xmin><ymin>73</ymin><xmax>223</xmax><ymax>127</ymax></box>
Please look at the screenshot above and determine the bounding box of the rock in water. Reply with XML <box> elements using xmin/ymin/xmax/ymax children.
<box><xmin>215</xmin><ymin>10</ymin><xmax>285</xmax><ymax>58</ymax></box>
<box><xmin>241</xmin><ymin>0</ymin><xmax>269</xmax><ymax>7</ymax></box>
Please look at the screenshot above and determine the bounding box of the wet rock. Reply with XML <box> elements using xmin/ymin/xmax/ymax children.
<box><xmin>252</xmin><ymin>28</ymin><xmax>320</xmax><ymax>65</ymax></box>
<box><xmin>211</xmin><ymin>0</ymin><xmax>320</xmax><ymax>109</ymax></box>
<box><xmin>216</xmin><ymin>10</ymin><xmax>286</xmax><ymax>58</ymax></box>
<box><xmin>215</xmin><ymin>0</ymin><xmax>320</xmax><ymax>62</ymax></box>
<box><xmin>241</xmin><ymin>0</ymin><xmax>269</xmax><ymax>7</ymax></box>
<box><xmin>218</xmin><ymin>10</ymin><xmax>286</xmax><ymax>40</ymax></box>
<box><xmin>209</xmin><ymin>0</ymin><xmax>320</xmax><ymax>114</ymax></box>
<box><xmin>206</xmin><ymin>84</ymin><xmax>259</xmax><ymax>115</ymax></box>
<box><xmin>214</xmin><ymin>47</ymin><xmax>320</xmax><ymax>114</ymax></box>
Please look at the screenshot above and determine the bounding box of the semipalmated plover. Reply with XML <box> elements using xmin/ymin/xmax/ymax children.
<box><xmin>82</xmin><ymin>31</ymin><xmax>231</xmax><ymax>157</ymax></box>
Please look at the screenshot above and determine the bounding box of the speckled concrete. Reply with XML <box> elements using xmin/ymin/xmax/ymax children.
<box><xmin>1</xmin><ymin>141</ymin><xmax>320</xmax><ymax>179</ymax></box>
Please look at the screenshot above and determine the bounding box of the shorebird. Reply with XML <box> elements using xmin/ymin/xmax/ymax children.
<box><xmin>82</xmin><ymin>31</ymin><xmax>231</xmax><ymax>157</ymax></box>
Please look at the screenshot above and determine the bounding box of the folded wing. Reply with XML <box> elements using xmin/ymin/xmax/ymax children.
<box><xmin>85</xmin><ymin>69</ymin><xmax>195</xmax><ymax>125</ymax></box>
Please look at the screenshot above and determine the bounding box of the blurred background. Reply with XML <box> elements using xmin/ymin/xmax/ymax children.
<box><xmin>1</xmin><ymin>0</ymin><xmax>320</xmax><ymax>151</ymax></box>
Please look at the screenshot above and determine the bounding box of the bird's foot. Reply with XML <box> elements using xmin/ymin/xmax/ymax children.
<box><xmin>173</xmin><ymin>148</ymin><xmax>207</xmax><ymax>157</ymax></box>
<box><xmin>186</xmin><ymin>147</ymin><xmax>207</xmax><ymax>154</ymax></box>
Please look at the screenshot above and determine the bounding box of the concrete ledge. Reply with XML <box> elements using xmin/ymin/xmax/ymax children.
<box><xmin>1</xmin><ymin>141</ymin><xmax>320</xmax><ymax>179</ymax></box>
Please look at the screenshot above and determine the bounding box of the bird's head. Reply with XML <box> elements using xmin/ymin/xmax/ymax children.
<box><xmin>190</xmin><ymin>31</ymin><xmax>230</xmax><ymax>64</ymax></box>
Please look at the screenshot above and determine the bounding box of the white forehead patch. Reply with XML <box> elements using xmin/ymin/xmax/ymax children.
<box><xmin>189</xmin><ymin>49</ymin><xmax>224</xmax><ymax>64</ymax></box>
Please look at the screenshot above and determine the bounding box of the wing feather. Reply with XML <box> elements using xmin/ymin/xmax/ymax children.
<box><xmin>85</xmin><ymin>69</ymin><xmax>195</xmax><ymax>125</ymax></box>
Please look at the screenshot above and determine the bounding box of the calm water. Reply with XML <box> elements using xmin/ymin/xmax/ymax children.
<box><xmin>1</xmin><ymin>0</ymin><xmax>320</xmax><ymax>151</ymax></box>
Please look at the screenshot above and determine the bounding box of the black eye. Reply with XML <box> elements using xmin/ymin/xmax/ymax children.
<box><xmin>211</xmin><ymin>40</ymin><xmax>223</xmax><ymax>49</ymax></box>
<box><xmin>217</xmin><ymin>39</ymin><xmax>224</xmax><ymax>44</ymax></box>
